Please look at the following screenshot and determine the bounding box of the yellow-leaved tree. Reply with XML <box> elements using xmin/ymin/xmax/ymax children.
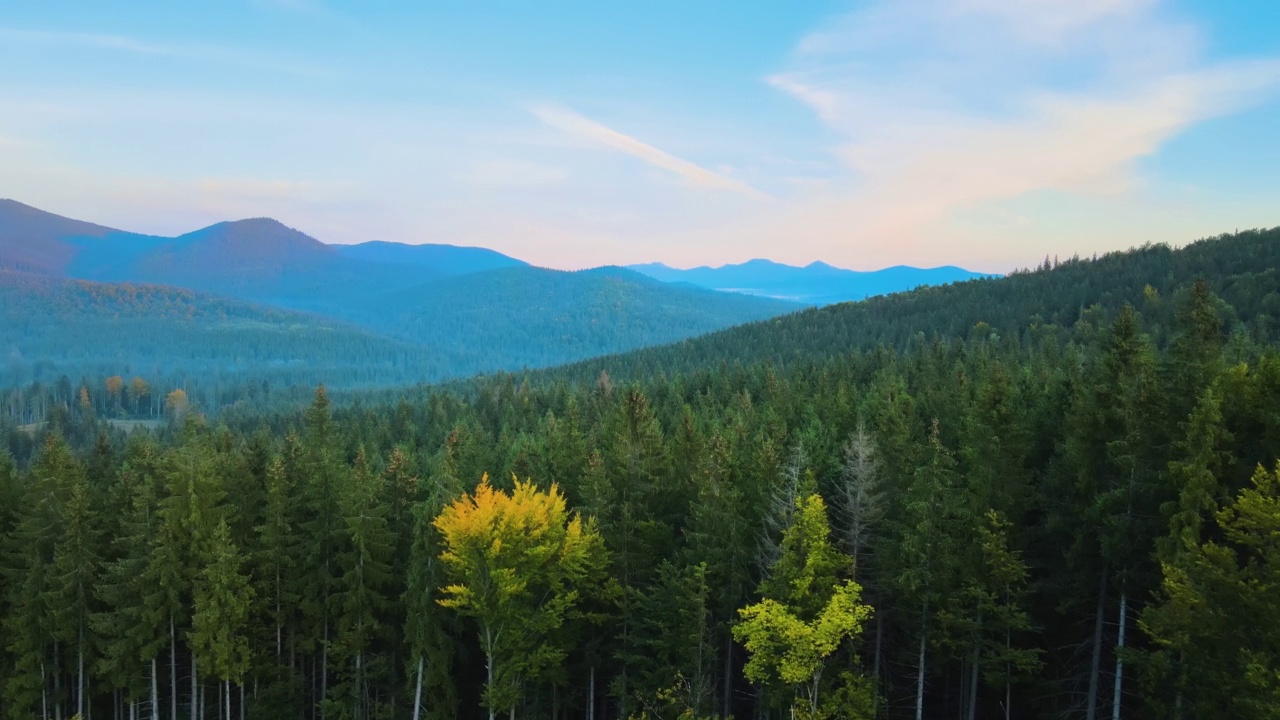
<box><xmin>434</xmin><ymin>475</ymin><xmax>608</xmax><ymax>720</ymax></box>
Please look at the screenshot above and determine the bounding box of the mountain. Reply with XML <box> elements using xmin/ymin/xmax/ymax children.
<box><xmin>629</xmin><ymin>258</ymin><xmax>994</xmax><ymax>305</ymax></box>
<box><xmin>69</xmin><ymin>218</ymin><xmax>437</xmax><ymax>311</ymax></box>
<box><xmin>0</xmin><ymin>270</ymin><xmax>436</xmax><ymax>389</ymax></box>
<box><xmin>345</xmin><ymin>265</ymin><xmax>799</xmax><ymax>374</ymax></box>
<box><xmin>0</xmin><ymin>200</ymin><xmax>803</xmax><ymax>388</ymax></box>
<box><xmin>0</xmin><ymin>199</ymin><xmax>162</xmax><ymax>276</ymax></box>
<box><xmin>557</xmin><ymin>228</ymin><xmax>1280</xmax><ymax>384</ymax></box>
<box><xmin>334</xmin><ymin>240</ymin><xmax>526</xmax><ymax>275</ymax></box>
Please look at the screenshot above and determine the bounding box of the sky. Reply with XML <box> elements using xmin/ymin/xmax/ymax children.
<box><xmin>0</xmin><ymin>0</ymin><xmax>1277</xmax><ymax>272</ymax></box>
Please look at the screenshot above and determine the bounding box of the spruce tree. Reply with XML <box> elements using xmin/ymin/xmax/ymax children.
<box><xmin>191</xmin><ymin>519</ymin><xmax>254</xmax><ymax>720</ymax></box>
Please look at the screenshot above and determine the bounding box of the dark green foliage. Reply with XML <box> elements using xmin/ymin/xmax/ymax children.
<box><xmin>0</xmin><ymin>227</ymin><xmax>1278</xmax><ymax>719</ymax></box>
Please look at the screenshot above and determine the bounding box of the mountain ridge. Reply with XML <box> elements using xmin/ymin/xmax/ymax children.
<box><xmin>0</xmin><ymin>200</ymin><xmax>805</xmax><ymax>387</ymax></box>
<box><xmin>628</xmin><ymin>258</ymin><xmax>995</xmax><ymax>305</ymax></box>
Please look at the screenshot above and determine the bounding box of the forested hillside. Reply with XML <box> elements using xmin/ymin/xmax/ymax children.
<box><xmin>560</xmin><ymin>229</ymin><xmax>1280</xmax><ymax>383</ymax></box>
<box><xmin>345</xmin><ymin>266</ymin><xmax>798</xmax><ymax>374</ymax></box>
<box><xmin>0</xmin><ymin>271</ymin><xmax>443</xmax><ymax>391</ymax></box>
<box><xmin>2</xmin><ymin>228</ymin><xmax>1278</xmax><ymax>719</ymax></box>
<box><xmin>0</xmin><ymin>264</ymin><xmax>798</xmax><ymax>393</ymax></box>
<box><xmin>0</xmin><ymin>200</ymin><xmax>802</xmax><ymax>389</ymax></box>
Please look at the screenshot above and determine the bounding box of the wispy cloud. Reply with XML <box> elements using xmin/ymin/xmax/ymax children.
<box><xmin>532</xmin><ymin>104</ymin><xmax>769</xmax><ymax>200</ymax></box>
<box><xmin>752</xmin><ymin>0</ymin><xmax>1280</xmax><ymax>262</ymax></box>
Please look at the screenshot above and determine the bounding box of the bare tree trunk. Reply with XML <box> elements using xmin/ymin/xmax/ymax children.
<box><xmin>1087</xmin><ymin>572</ymin><xmax>1107</xmax><ymax>720</ymax></box>
<box><xmin>321</xmin><ymin>620</ymin><xmax>329</xmax><ymax>719</ymax></box>
<box><xmin>1111</xmin><ymin>592</ymin><xmax>1127</xmax><ymax>720</ymax></box>
<box><xmin>723</xmin><ymin>632</ymin><xmax>733</xmax><ymax>719</ymax></box>
<box><xmin>170</xmin><ymin>619</ymin><xmax>177</xmax><ymax>720</ymax></box>
<box><xmin>1004</xmin><ymin>624</ymin><xmax>1012</xmax><ymax>720</ymax></box>
<box><xmin>486</xmin><ymin>627</ymin><xmax>496</xmax><ymax>720</ymax></box>
<box><xmin>355</xmin><ymin>652</ymin><xmax>363</xmax><ymax>720</ymax></box>
<box><xmin>225</xmin><ymin>679</ymin><xmax>231</xmax><ymax>720</ymax></box>
<box><xmin>78</xmin><ymin>626</ymin><xmax>86</xmax><ymax>720</ymax></box>
<box><xmin>873</xmin><ymin>605</ymin><xmax>884</xmax><ymax>713</ymax></box>
<box><xmin>151</xmin><ymin>657</ymin><xmax>160</xmax><ymax>720</ymax></box>
<box><xmin>191</xmin><ymin>651</ymin><xmax>198</xmax><ymax>720</ymax></box>
<box><xmin>276</xmin><ymin>572</ymin><xmax>283</xmax><ymax>661</ymax></box>
<box><xmin>55</xmin><ymin>640</ymin><xmax>62</xmax><ymax>720</ymax></box>
<box><xmin>967</xmin><ymin>645</ymin><xmax>979</xmax><ymax>720</ymax></box>
<box><xmin>915</xmin><ymin>601</ymin><xmax>928</xmax><ymax>720</ymax></box>
<box><xmin>412</xmin><ymin>655</ymin><xmax>424</xmax><ymax>720</ymax></box>
<box><xmin>587</xmin><ymin>666</ymin><xmax>595</xmax><ymax>720</ymax></box>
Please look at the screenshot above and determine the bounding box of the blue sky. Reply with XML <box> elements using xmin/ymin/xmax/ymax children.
<box><xmin>0</xmin><ymin>0</ymin><xmax>1276</xmax><ymax>271</ymax></box>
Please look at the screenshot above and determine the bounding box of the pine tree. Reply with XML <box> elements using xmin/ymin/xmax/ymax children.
<box><xmin>682</xmin><ymin>430</ymin><xmax>751</xmax><ymax>718</ymax></box>
<box><xmin>973</xmin><ymin>511</ymin><xmax>1041</xmax><ymax>720</ymax></box>
<box><xmin>329</xmin><ymin>449</ymin><xmax>395</xmax><ymax>720</ymax></box>
<box><xmin>299</xmin><ymin>388</ymin><xmax>345</xmax><ymax>713</ymax></box>
<box><xmin>45</xmin><ymin>473</ymin><xmax>100</xmax><ymax>720</ymax></box>
<box><xmin>404</xmin><ymin>462</ymin><xmax>462</xmax><ymax>720</ymax></box>
<box><xmin>92</xmin><ymin>465</ymin><xmax>161</xmax><ymax>720</ymax></box>
<box><xmin>1141</xmin><ymin>463</ymin><xmax>1280</xmax><ymax>719</ymax></box>
<box><xmin>1159</xmin><ymin>387</ymin><xmax>1233</xmax><ymax>561</ymax></box>
<box><xmin>252</xmin><ymin>453</ymin><xmax>303</xmax><ymax>714</ymax></box>
<box><xmin>892</xmin><ymin>421</ymin><xmax>963</xmax><ymax>720</ymax></box>
<box><xmin>191</xmin><ymin>519</ymin><xmax>254</xmax><ymax>720</ymax></box>
<box><xmin>832</xmin><ymin>423</ymin><xmax>884</xmax><ymax>576</ymax></box>
<box><xmin>630</xmin><ymin>561</ymin><xmax>716</xmax><ymax>717</ymax></box>
<box><xmin>3</xmin><ymin>434</ymin><xmax>79</xmax><ymax>719</ymax></box>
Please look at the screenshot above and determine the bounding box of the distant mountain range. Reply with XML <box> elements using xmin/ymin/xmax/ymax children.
<box><xmin>629</xmin><ymin>259</ymin><xmax>995</xmax><ymax>305</ymax></box>
<box><xmin>0</xmin><ymin>199</ymin><xmax>992</xmax><ymax>389</ymax></box>
<box><xmin>0</xmin><ymin>200</ymin><xmax>798</xmax><ymax>387</ymax></box>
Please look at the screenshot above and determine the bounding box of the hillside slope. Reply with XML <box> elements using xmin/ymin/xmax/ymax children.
<box><xmin>0</xmin><ymin>201</ymin><xmax>803</xmax><ymax>384</ymax></box>
<box><xmin>349</xmin><ymin>265</ymin><xmax>800</xmax><ymax>373</ymax></box>
<box><xmin>0</xmin><ymin>270</ymin><xmax>439</xmax><ymax>388</ymax></box>
<box><xmin>554</xmin><ymin>229</ymin><xmax>1280</xmax><ymax>383</ymax></box>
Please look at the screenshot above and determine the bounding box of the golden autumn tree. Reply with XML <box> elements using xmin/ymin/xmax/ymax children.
<box><xmin>434</xmin><ymin>475</ymin><xmax>608</xmax><ymax>720</ymax></box>
<box><xmin>164</xmin><ymin>389</ymin><xmax>189</xmax><ymax>422</ymax></box>
<box><xmin>130</xmin><ymin>377</ymin><xmax>150</xmax><ymax>415</ymax></box>
<box><xmin>105</xmin><ymin>375</ymin><xmax>124</xmax><ymax>414</ymax></box>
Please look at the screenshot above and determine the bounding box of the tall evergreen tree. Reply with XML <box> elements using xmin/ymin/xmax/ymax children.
<box><xmin>328</xmin><ymin>449</ymin><xmax>395</xmax><ymax>720</ymax></box>
<box><xmin>191</xmin><ymin>519</ymin><xmax>255</xmax><ymax>720</ymax></box>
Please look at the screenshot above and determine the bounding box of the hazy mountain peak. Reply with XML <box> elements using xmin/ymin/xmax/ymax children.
<box><xmin>628</xmin><ymin>257</ymin><xmax>994</xmax><ymax>305</ymax></box>
<box><xmin>181</xmin><ymin>217</ymin><xmax>326</xmax><ymax>247</ymax></box>
<box><xmin>334</xmin><ymin>239</ymin><xmax>527</xmax><ymax>276</ymax></box>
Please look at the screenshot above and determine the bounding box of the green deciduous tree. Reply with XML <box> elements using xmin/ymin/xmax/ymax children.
<box><xmin>735</xmin><ymin>491</ymin><xmax>872</xmax><ymax>719</ymax></box>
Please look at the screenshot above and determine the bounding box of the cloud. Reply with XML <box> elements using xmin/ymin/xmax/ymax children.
<box><xmin>752</xmin><ymin>0</ymin><xmax>1280</xmax><ymax>262</ymax></box>
<box><xmin>532</xmin><ymin>104</ymin><xmax>769</xmax><ymax>200</ymax></box>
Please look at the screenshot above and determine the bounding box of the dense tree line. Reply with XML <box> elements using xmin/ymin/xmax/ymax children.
<box><xmin>0</xmin><ymin>263</ymin><xmax>797</xmax><ymax>392</ymax></box>
<box><xmin>2</xmin><ymin>232</ymin><xmax>1280</xmax><ymax>718</ymax></box>
<box><xmin>0</xmin><ymin>272</ymin><xmax>439</xmax><ymax>391</ymax></box>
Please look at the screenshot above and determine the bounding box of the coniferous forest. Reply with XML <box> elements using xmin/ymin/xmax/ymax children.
<box><xmin>3</xmin><ymin>229</ymin><xmax>1280</xmax><ymax>719</ymax></box>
